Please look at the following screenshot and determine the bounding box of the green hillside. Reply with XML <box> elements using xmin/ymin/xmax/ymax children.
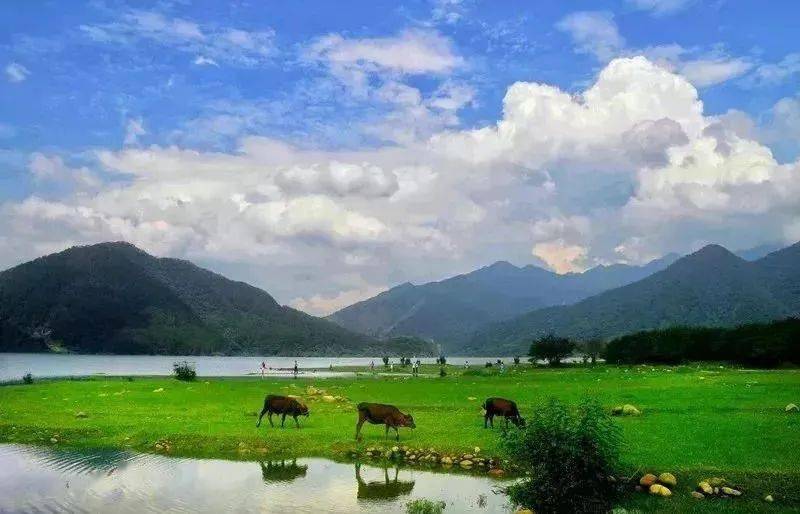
<box><xmin>0</xmin><ymin>242</ymin><xmax>435</xmax><ymax>356</ymax></box>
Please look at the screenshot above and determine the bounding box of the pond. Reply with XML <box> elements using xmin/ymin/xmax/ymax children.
<box><xmin>0</xmin><ymin>353</ymin><xmax>513</xmax><ymax>382</ymax></box>
<box><xmin>0</xmin><ymin>444</ymin><xmax>513</xmax><ymax>513</ymax></box>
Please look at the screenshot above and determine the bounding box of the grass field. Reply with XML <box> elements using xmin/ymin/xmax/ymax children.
<box><xmin>1</xmin><ymin>363</ymin><xmax>799</xmax><ymax>511</ymax></box>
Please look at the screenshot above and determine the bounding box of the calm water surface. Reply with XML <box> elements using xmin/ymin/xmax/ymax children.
<box><xmin>0</xmin><ymin>354</ymin><xmax>511</xmax><ymax>382</ymax></box>
<box><xmin>0</xmin><ymin>444</ymin><xmax>512</xmax><ymax>513</ymax></box>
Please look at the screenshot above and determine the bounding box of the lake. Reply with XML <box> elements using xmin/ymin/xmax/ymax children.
<box><xmin>0</xmin><ymin>353</ymin><xmax>516</xmax><ymax>382</ymax></box>
<box><xmin>0</xmin><ymin>444</ymin><xmax>512</xmax><ymax>513</ymax></box>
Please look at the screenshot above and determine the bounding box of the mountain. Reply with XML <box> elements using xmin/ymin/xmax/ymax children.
<box><xmin>466</xmin><ymin>242</ymin><xmax>800</xmax><ymax>355</ymax></box>
<box><xmin>0</xmin><ymin>242</ymin><xmax>435</xmax><ymax>356</ymax></box>
<box><xmin>328</xmin><ymin>254</ymin><xmax>678</xmax><ymax>352</ymax></box>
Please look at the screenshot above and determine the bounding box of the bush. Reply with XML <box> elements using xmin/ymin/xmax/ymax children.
<box><xmin>172</xmin><ymin>361</ymin><xmax>196</xmax><ymax>381</ymax></box>
<box><xmin>513</xmin><ymin>356</ymin><xmax>520</xmax><ymax>365</ymax></box>
<box><xmin>22</xmin><ymin>372</ymin><xmax>33</xmax><ymax>385</ymax></box>
<box><xmin>382</xmin><ymin>356</ymin><xmax>390</xmax><ymax>366</ymax></box>
<box><xmin>439</xmin><ymin>366</ymin><xmax>447</xmax><ymax>377</ymax></box>
<box><xmin>529</xmin><ymin>334</ymin><xmax>576</xmax><ymax>366</ymax></box>
<box><xmin>406</xmin><ymin>498</ymin><xmax>446</xmax><ymax>514</ymax></box>
<box><xmin>501</xmin><ymin>398</ymin><xmax>620</xmax><ymax>513</ymax></box>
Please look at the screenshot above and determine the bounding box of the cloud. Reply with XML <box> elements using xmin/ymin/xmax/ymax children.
<box><xmin>744</xmin><ymin>53</ymin><xmax>800</xmax><ymax>87</ymax></box>
<box><xmin>556</xmin><ymin>11</ymin><xmax>624</xmax><ymax>62</ymax></box>
<box><xmin>677</xmin><ymin>57</ymin><xmax>753</xmax><ymax>87</ymax></box>
<box><xmin>290</xmin><ymin>285</ymin><xmax>387</xmax><ymax>316</ymax></box>
<box><xmin>28</xmin><ymin>153</ymin><xmax>100</xmax><ymax>189</ymax></box>
<box><xmin>3</xmin><ymin>57</ymin><xmax>799</xmax><ymax>306</ymax></box>
<box><xmin>124</xmin><ymin>118</ymin><xmax>146</xmax><ymax>146</ymax></box>
<box><xmin>80</xmin><ymin>10</ymin><xmax>275</xmax><ymax>67</ymax></box>
<box><xmin>626</xmin><ymin>0</ymin><xmax>693</xmax><ymax>15</ymax></box>
<box><xmin>306</xmin><ymin>29</ymin><xmax>463</xmax><ymax>94</ymax></box>
<box><xmin>5</xmin><ymin>62</ymin><xmax>30</xmax><ymax>82</ymax></box>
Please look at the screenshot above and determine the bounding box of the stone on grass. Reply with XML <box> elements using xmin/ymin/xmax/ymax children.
<box><xmin>639</xmin><ymin>474</ymin><xmax>658</xmax><ymax>487</ymax></box>
<box><xmin>658</xmin><ymin>472</ymin><xmax>677</xmax><ymax>487</ymax></box>
<box><xmin>488</xmin><ymin>468</ymin><xmax>505</xmax><ymax>477</ymax></box>
<box><xmin>622</xmin><ymin>404</ymin><xmax>641</xmax><ymax>416</ymax></box>
<box><xmin>721</xmin><ymin>487</ymin><xmax>741</xmax><ymax>497</ymax></box>
<box><xmin>785</xmin><ymin>403</ymin><xmax>799</xmax><ymax>413</ymax></box>
<box><xmin>322</xmin><ymin>395</ymin><xmax>336</xmax><ymax>403</ymax></box>
<box><xmin>152</xmin><ymin>388</ymin><xmax>164</xmax><ymax>393</ymax></box>
<box><xmin>764</xmin><ymin>494</ymin><xmax>774</xmax><ymax>502</ymax></box>
<box><xmin>75</xmin><ymin>411</ymin><xmax>88</xmax><ymax>418</ymax></box>
<box><xmin>459</xmin><ymin>460</ymin><xmax>473</xmax><ymax>468</ymax></box>
<box><xmin>698</xmin><ymin>481</ymin><xmax>713</xmax><ymax>495</ymax></box>
<box><xmin>649</xmin><ymin>484</ymin><xmax>671</xmax><ymax>497</ymax></box>
<box><xmin>691</xmin><ymin>492</ymin><xmax>705</xmax><ymax>500</ymax></box>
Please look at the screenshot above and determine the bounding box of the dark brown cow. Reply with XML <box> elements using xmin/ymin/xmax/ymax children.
<box><xmin>256</xmin><ymin>395</ymin><xmax>309</xmax><ymax>429</ymax></box>
<box><xmin>483</xmin><ymin>397</ymin><xmax>525</xmax><ymax>428</ymax></box>
<box><xmin>355</xmin><ymin>402</ymin><xmax>416</xmax><ymax>441</ymax></box>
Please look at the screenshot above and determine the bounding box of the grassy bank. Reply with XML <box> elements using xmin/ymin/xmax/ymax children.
<box><xmin>1</xmin><ymin>363</ymin><xmax>799</xmax><ymax>510</ymax></box>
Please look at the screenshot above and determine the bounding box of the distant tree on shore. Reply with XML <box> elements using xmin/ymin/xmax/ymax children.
<box><xmin>580</xmin><ymin>339</ymin><xmax>606</xmax><ymax>365</ymax></box>
<box><xmin>529</xmin><ymin>335</ymin><xmax>575</xmax><ymax>366</ymax></box>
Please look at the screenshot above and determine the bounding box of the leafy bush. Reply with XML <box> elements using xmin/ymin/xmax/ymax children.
<box><xmin>22</xmin><ymin>372</ymin><xmax>33</xmax><ymax>385</ymax></box>
<box><xmin>172</xmin><ymin>361</ymin><xmax>197</xmax><ymax>381</ymax></box>
<box><xmin>406</xmin><ymin>498</ymin><xmax>446</xmax><ymax>514</ymax></box>
<box><xmin>501</xmin><ymin>398</ymin><xmax>620</xmax><ymax>513</ymax></box>
<box><xmin>529</xmin><ymin>334</ymin><xmax>576</xmax><ymax>366</ymax></box>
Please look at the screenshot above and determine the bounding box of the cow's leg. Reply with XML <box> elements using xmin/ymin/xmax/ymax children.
<box><xmin>395</xmin><ymin>427</ymin><xmax>400</xmax><ymax>441</ymax></box>
<box><xmin>384</xmin><ymin>423</ymin><xmax>390</xmax><ymax>439</ymax></box>
<box><xmin>256</xmin><ymin>405</ymin><xmax>268</xmax><ymax>427</ymax></box>
<box><xmin>268</xmin><ymin>412</ymin><xmax>274</xmax><ymax>427</ymax></box>
<box><xmin>281</xmin><ymin>413</ymin><xmax>287</xmax><ymax>427</ymax></box>
<box><xmin>294</xmin><ymin>414</ymin><xmax>300</xmax><ymax>429</ymax></box>
<box><xmin>504</xmin><ymin>416</ymin><xmax>509</xmax><ymax>429</ymax></box>
<box><xmin>484</xmin><ymin>412</ymin><xmax>489</xmax><ymax>428</ymax></box>
<box><xmin>355</xmin><ymin>412</ymin><xmax>366</xmax><ymax>441</ymax></box>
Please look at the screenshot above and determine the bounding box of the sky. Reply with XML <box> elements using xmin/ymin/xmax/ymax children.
<box><xmin>1</xmin><ymin>0</ymin><xmax>799</xmax><ymax>315</ymax></box>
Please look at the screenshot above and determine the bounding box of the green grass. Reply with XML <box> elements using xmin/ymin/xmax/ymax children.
<box><xmin>1</xmin><ymin>363</ymin><xmax>799</xmax><ymax>512</ymax></box>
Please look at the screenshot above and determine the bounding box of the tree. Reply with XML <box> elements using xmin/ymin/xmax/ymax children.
<box><xmin>580</xmin><ymin>339</ymin><xmax>606</xmax><ymax>365</ymax></box>
<box><xmin>382</xmin><ymin>356</ymin><xmax>390</xmax><ymax>366</ymax></box>
<box><xmin>529</xmin><ymin>334</ymin><xmax>575</xmax><ymax>366</ymax></box>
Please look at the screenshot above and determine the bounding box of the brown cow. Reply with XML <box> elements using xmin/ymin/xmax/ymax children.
<box><xmin>355</xmin><ymin>402</ymin><xmax>416</xmax><ymax>441</ymax></box>
<box><xmin>256</xmin><ymin>395</ymin><xmax>309</xmax><ymax>428</ymax></box>
<box><xmin>483</xmin><ymin>397</ymin><xmax>525</xmax><ymax>428</ymax></box>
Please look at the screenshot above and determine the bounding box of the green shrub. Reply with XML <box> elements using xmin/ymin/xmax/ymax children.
<box><xmin>405</xmin><ymin>498</ymin><xmax>446</xmax><ymax>514</ymax></box>
<box><xmin>22</xmin><ymin>373</ymin><xmax>33</xmax><ymax>385</ymax></box>
<box><xmin>501</xmin><ymin>398</ymin><xmax>621</xmax><ymax>513</ymax></box>
<box><xmin>439</xmin><ymin>366</ymin><xmax>447</xmax><ymax>377</ymax></box>
<box><xmin>172</xmin><ymin>361</ymin><xmax>197</xmax><ymax>381</ymax></box>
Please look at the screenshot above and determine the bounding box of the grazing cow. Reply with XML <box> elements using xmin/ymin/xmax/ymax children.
<box><xmin>355</xmin><ymin>402</ymin><xmax>416</xmax><ymax>441</ymax></box>
<box><xmin>256</xmin><ymin>395</ymin><xmax>309</xmax><ymax>429</ymax></box>
<box><xmin>483</xmin><ymin>397</ymin><xmax>525</xmax><ymax>429</ymax></box>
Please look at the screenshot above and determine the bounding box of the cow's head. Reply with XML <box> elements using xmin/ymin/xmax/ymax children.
<box><xmin>403</xmin><ymin>413</ymin><xmax>416</xmax><ymax>429</ymax></box>
<box><xmin>299</xmin><ymin>403</ymin><xmax>310</xmax><ymax>417</ymax></box>
<box><xmin>511</xmin><ymin>415</ymin><xmax>525</xmax><ymax>428</ymax></box>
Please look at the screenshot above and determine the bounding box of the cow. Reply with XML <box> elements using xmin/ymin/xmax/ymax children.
<box><xmin>483</xmin><ymin>397</ymin><xmax>525</xmax><ymax>429</ymax></box>
<box><xmin>256</xmin><ymin>394</ymin><xmax>309</xmax><ymax>429</ymax></box>
<box><xmin>355</xmin><ymin>402</ymin><xmax>416</xmax><ymax>441</ymax></box>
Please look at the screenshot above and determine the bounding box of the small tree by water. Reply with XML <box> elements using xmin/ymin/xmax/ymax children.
<box><xmin>22</xmin><ymin>372</ymin><xmax>33</xmax><ymax>385</ymax></box>
<box><xmin>529</xmin><ymin>334</ymin><xmax>575</xmax><ymax>366</ymax></box>
<box><xmin>406</xmin><ymin>498</ymin><xmax>446</xmax><ymax>514</ymax></box>
<box><xmin>173</xmin><ymin>361</ymin><xmax>196</xmax><ymax>381</ymax></box>
<box><xmin>501</xmin><ymin>398</ymin><xmax>620</xmax><ymax>513</ymax></box>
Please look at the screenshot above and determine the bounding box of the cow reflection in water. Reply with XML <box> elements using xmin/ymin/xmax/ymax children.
<box><xmin>259</xmin><ymin>460</ymin><xmax>308</xmax><ymax>483</ymax></box>
<box><xmin>355</xmin><ymin>463</ymin><xmax>415</xmax><ymax>501</ymax></box>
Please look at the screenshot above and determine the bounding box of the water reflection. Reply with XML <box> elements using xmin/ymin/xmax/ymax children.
<box><xmin>0</xmin><ymin>444</ymin><xmax>512</xmax><ymax>513</ymax></box>
<box><xmin>355</xmin><ymin>462</ymin><xmax>415</xmax><ymax>501</ymax></box>
<box><xmin>259</xmin><ymin>459</ymin><xmax>308</xmax><ymax>483</ymax></box>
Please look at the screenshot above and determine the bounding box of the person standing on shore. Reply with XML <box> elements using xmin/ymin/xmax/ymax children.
<box><xmin>293</xmin><ymin>360</ymin><xmax>299</xmax><ymax>378</ymax></box>
<box><xmin>260</xmin><ymin>361</ymin><xmax>267</xmax><ymax>378</ymax></box>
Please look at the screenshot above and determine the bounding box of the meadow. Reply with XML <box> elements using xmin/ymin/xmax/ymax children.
<box><xmin>1</xmin><ymin>363</ymin><xmax>799</xmax><ymax>512</ymax></box>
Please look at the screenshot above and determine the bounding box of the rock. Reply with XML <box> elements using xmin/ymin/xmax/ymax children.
<box><xmin>764</xmin><ymin>494</ymin><xmax>774</xmax><ymax>502</ymax></box>
<box><xmin>622</xmin><ymin>404</ymin><xmax>641</xmax><ymax>416</ymax></box>
<box><xmin>658</xmin><ymin>472</ymin><xmax>677</xmax><ymax>487</ymax></box>
<box><xmin>75</xmin><ymin>411</ymin><xmax>88</xmax><ymax>418</ymax></box>
<box><xmin>691</xmin><ymin>492</ymin><xmax>704</xmax><ymax>500</ymax></box>
<box><xmin>152</xmin><ymin>388</ymin><xmax>164</xmax><ymax>393</ymax></box>
<box><xmin>322</xmin><ymin>395</ymin><xmax>336</xmax><ymax>403</ymax></box>
<box><xmin>640</xmin><ymin>474</ymin><xmax>658</xmax><ymax>487</ymax></box>
<box><xmin>785</xmin><ymin>403</ymin><xmax>799</xmax><ymax>413</ymax></box>
<box><xmin>488</xmin><ymin>468</ymin><xmax>505</xmax><ymax>477</ymax></box>
<box><xmin>698</xmin><ymin>481</ymin><xmax>713</xmax><ymax>495</ymax></box>
<box><xmin>392</xmin><ymin>446</ymin><xmax>399</xmax><ymax>453</ymax></box>
<box><xmin>467</xmin><ymin>397</ymin><xmax>477</xmax><ymax>401</ymax></box>
<box><xmin>611</xmin><ymin>406</ymin><xmax>623</xmax><ymax>416</ymax></box>
<box><xmin>459</xmin><ymin>460</ymin><xmax>473</xmax><ymax>468</ymax></box>
<box><xmin>474</xmin><ymin>446</ymin><xmax>481</xmax><ymax>454</ymax></box>
<box><xmin>721</xmin><ymin>487</ymin><xmax>742</xmax><ymax>497</ymax></box>
<box><xmin>515</xmin><ymin>510</ymin><xmax>534</xmax><ymax>514</ymax></box>
<box><xmin>50</xmin><ymin>438</ymin><xmax>58</xmax><ymax>444</ymax></box>
<box><xmin>463</xmin><ymin>454</ymin><xmax>474</xmax><ymax>460</ymax></box>
<box><xmin>708</xmin><ymin>477</ymin><xmax>726</xmax><ymax>487</ymax></box>
<box><xmin>441</xmin><ymin>456</ymin><xmax>452</xmax><ymax>465</ymax></box>
<box><xmin>649</xmin><ymin>484</ymin><xmax>672</xmax><ymax>497</ymax></box>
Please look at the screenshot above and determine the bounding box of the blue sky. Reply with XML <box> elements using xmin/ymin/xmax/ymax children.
<box><xmin>1</xmin><ymin>0</ymin><xmax>799</xmax><ymax>314</ymax></box>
